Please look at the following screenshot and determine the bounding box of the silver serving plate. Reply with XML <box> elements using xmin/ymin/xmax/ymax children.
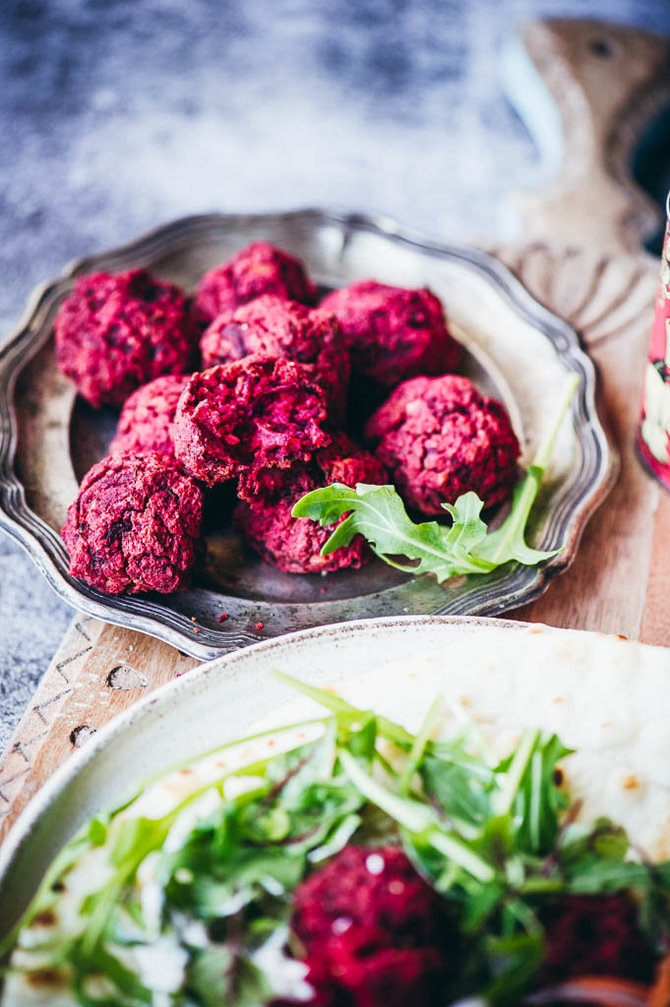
<box><xmin>0</xmin><ymin>210</ymin><xmax>616</xmax><ymax>659</ymax></box>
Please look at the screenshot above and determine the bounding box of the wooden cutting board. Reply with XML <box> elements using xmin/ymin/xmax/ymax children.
<box><xmin>1</xmin><ymin>17</ymin><xmax>669</xmax><ymax>843</ymax></box>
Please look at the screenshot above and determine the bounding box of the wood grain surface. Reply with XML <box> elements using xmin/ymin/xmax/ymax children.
<box><xmin>0</xmin><ymin>620</ymin><xmax>197</xmax><ymax>840</ymax></box>
<box><xmin>502</xmin><ymin>243</ymin><xmax>660</xmax><ymax>638</ymax></box>
<box><xmin>1</xmin><ymin>17</ymin><xmax>669</xmax><ymax>843</ymax></box>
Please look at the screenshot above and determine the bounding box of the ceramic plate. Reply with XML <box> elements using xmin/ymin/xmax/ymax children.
<box><xmin>0</xmin><ymin>615</ymin><xmax>563</xmax><ymax>934</ymax></box>
<box><xmin>3</xmin><ymin>613</ymin><xmax>669</xmax><ymax>942</ymax></box>
<box><xmin>0</xmin><ymin>210</ymin><xmax>616</xmax><ymax>658</ymax></box>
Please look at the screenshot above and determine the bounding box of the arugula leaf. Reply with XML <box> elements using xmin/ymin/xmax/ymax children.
<box><xmin>270</xmin><ymin>669</ymin><xmax>415</xmax><ymax>749</ymax></box>
<box><xmin>338</xmin><ymin>749</ymin><xmax>495</xmax><ymax>883</ymax></box>
<box><xmin>68</xmin><ymin>940</ymin><xmax>152</xmax><ymax>1006</ymax></box>
<box><xmin>293</xmin><ymin>483</ymin><xmax>496</xmax><ymax>581</ymax></box>
<box><xmin>483</xmin><ymin>931</ymin><xmax>545</xmax><ymax>1006</ymax></box>
<box><xmin>421</xmin><ymin>752</ymin><xmax>492</xmax><ymax>829</ymax></box>
<box><xmin>186</xmin><ymin>944</ymin><xmax>272</xmax><ymax>1007</ymax></box>
<box><xmin>558</xmin><ymin>818</ymin><xmax>629</xmax><ymax>867</ymax></box>
<box><xmin>292</xmin><ymin>375</ymin><xmax>578</xmax><ymax>582</ymax></box>
<box><xmin>476</xmin><ymin>376</ymin><xmax>578</xmax><ymax>566</ymax></box>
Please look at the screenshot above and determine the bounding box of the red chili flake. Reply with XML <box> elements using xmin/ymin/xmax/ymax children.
<box><xmin>254</xmin><ymin>621</ymin><xmax>264</xmax><ymax>631</ymax></box>
<box><xmin>193</xmin><ymin>627</ymin><xmax>201</xmax><ymax>634</ymax></box>
<box><xmin>217</xmin><ymin>611</ymin><xmax>229</xmax><ymax>623</ymax></box>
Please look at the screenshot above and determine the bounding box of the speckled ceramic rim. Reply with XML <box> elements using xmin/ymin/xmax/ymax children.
<box><xmin>0</xmin><ymin>613</ymin><xmax>526</xmax><ymax>940</ymax></box>
<box><xmin>0</xmin><ymin>209</ymin><xmax>617</xmax><ymax>658</ymax></box>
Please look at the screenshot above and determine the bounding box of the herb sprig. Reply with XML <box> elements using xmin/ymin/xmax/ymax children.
<box><xmin>292</xmin><ymin>376</ymin><xmax>578</xmax><ymax>581</ymax></box>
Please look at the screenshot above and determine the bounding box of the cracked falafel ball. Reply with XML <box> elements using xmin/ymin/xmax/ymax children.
<box><xmin>320</xmin><ymin>280</ymin><xmax>460</xmax><ymax>387</ymax></box>
<box><xmin>200</xmin><ymin>295</ymin><xmax>350</xmax><ymax>423</ymax></box>
<box><xmin>110</xmin><ymin>374</ymin><xmax>189</xmax><ymax>457</ymax></box>
<box><xmin>173</xmin><ymin>355</ymin><xmax>330</xmax><ymax>487</ymax></box>
<box><xmin>61</xmin><ymin>451</ymin><xmax>203</xmax><ymax>595</ymax></box>
<box><xmin>193</xmin><ymin>241</ymin><xmax>316</xmax><ymax>326</ymax></box>
<box><xmin>234</xmin><ymin>432</ymin><xmax>387</xmax><ymax>574</ymax></box>
<box><xmin>365</xmin><ymin>374</ymin><xmax>519</xmax><ymax>516</ymax></box>
<box><xmin>286</xmin><ymin>845</ymin><xmax>456</xmax><ymax>1006</ymax></box>
<box><xmin>54</xmin><ymin>269</ymin><xmax>196</xmax><ymax>408</ymax></box>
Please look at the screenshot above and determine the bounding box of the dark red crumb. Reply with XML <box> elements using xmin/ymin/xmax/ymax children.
<box><xmin>173</xmin><ymin>355</ymin><xmax>330</xmax><ymax>487</ymax></box>
<box><xmin>217</xmin><ymin>611</ymin><xmax>229</xmax><ymax>623</ymax></box>
<box><xmin>320</xmin><ymin>280</ymin><xmax>460</xmax><ymax>387</ymax></box>
<box><xmin>282</xmin><ymin>844</ymin><xmax>456</xmax><ymax>1007</ymax></box>
<box><xmin>365</xmin><ymin>374</ymin><xmax>520</xmax><ymax>516</ymax></box>
<box><xmin>234</xmin><ymin>432</ymin><xmax>387</xmax><ymax>574</ymax></box>
<box><xmin>61</xmin><ymin>451</ymin><xmax>202</xmax><ymax>595</ymax></box>
<box><xmin>54</xmin><ymin>269</ymin><xmax>197</xmax><ymax>408</ymax></box>
<box><xmin>193</xmin><ymin>241</ymin><xmax>316</xmax><ymax>326</ymax></box>
<box><xmin>111</xmin><ymin>374</ymin><xmax>189</xmax><ymax>457</ymax></box>
<box><xmin>200</xmin><ymin>295</ymin><xmax>350</xmax><ymax>424</ymax></box>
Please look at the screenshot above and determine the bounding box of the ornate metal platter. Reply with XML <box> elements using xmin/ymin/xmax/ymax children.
<box><xmin>0</xmin><ymin>210</ymin><xmax>616</xmax><ymax>658</ymax></box>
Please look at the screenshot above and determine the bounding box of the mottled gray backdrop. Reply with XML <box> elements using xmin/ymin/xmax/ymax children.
<box><xmin>1</xmin><ymin>0</ymin><xmax>669</xmax><ymax>748</ymax></box>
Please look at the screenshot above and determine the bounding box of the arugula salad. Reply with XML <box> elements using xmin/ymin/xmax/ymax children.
<box><xmin>3</xmin><ymin>669</ymin><xmax>670</xmax><ymax>1007</ymax></box>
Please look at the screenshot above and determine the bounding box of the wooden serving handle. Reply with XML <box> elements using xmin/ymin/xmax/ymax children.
<box><xmin>502</xmin><ymin>18</ymin><xmax>670</xmax><ymax>253</ymax></box>
<box><xmin>1</xmin><ymin>17</ymin><xmax>670</xmax><ymax>842</ymax></box>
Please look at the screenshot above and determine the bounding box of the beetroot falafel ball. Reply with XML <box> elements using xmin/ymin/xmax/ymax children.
<box><xmin>365</xmin><ymin>374</ymin><xmax>519</xmax><ymax>516</ymax></box>
<box><xmin>173</xmin><ymin>355</ymin><xmax>330</xmax><ymax>487</ymax></box>
<box><xmin>200</xmin><ymin>295</ymin><xmax>350</xmax><ymax>424</ymax></box>
<box><xmin>54</xmin><ymin>269</ymin><xmax>196</xmax><ymax>408</ymax></box>
<box><xmin>320</xmin><ymin>280</ymin><xmax>460</xmax><ymax>387</ymax></box>
<box><xmin>193</xmin><ymin>241</ymin><xmax>316</xmax><ymax>326</ymax></box>
<box><xmin>288</xmin><ymin>845</ymin><xmax>455</xmax><ymax>1006</ymax></box>
<box><xmin>110</xmin><ymin>374</ymin><xmax>189</xmax><ymax>458</ymax></box>
<box><xmin>538</xmin><ymin>894</ymin><xmax>656</xmax><ymax>986</ymax></box>
<box><xmin>61</xmin><ymin>451</ymin><xmax>203</xmax><ymax>595</ymax></box>
<box><xmin>234</xmin><ymin>433</ymin><xmax>387</xmax><ymax>574</ymax></box>
<box><xmin>234</xmin><ymin>466</ymin><xmax>343</xmax><ymax>575</ymax></box>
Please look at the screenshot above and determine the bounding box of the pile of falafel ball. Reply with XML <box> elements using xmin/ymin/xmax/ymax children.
<box><xmin>56</xmin><ymin>241</ymin><xmax>520</xmax><ymax>596</ymax></box>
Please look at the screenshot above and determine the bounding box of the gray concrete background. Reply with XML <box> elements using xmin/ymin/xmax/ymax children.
<box><xmin>1</xmin><ymin>0</ymin><xmax>669</xmax><ymax>749</ymax></box>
